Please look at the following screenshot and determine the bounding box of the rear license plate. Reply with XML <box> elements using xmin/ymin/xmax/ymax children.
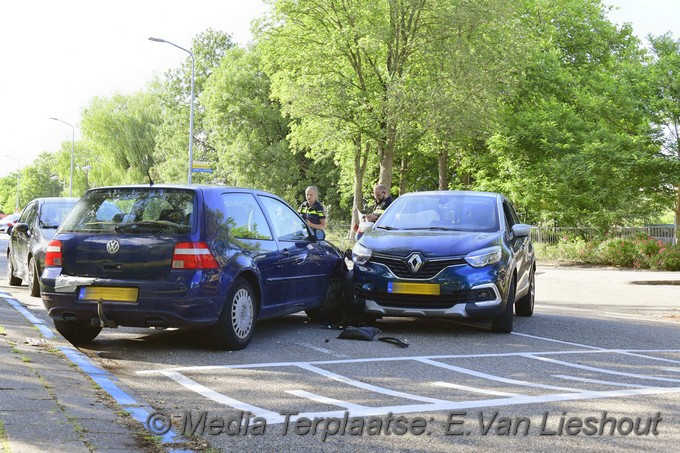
<box><xmin>388</xmin><ymin>282</ymin><xmax>440</xmax><ymax>295</ymax></box>
<box><xmin>78</xmin><ymin>287</ymin><xmax>139</xmax><ymax>303</ymax></box>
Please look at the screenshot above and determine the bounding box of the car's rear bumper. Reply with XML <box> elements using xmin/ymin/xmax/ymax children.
<box><xmin>40</xmin><ymin>268</ymin><xmax>223</xmax><ymax>328</ymax></box>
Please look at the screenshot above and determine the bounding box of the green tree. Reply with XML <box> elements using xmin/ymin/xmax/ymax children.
<box><xmin>647</xmin><ymin>33</ymin><xmax>680</xmax><ymax>238</ymax></box>
<box><xmin>476</xmin><ymin>0</ymin><xmax>669</xmax><ymax>229</ymax></box>
<box><xmin>153</xmin><ymin>29</ymin><xmax>235</xmax><ymax>183</ymax></box>
<box><xmin>80</xmin><ymin>90</ymin><xmax>162</xmax><ymax>185</ymax></box>
<box><xmin>257</xmin><ymin>0</ymin><xmax>519</xmax><ymax>223</ymax></box>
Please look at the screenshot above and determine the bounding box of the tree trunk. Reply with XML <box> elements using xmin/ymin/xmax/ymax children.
<box><xmin>438</xmin><ymin>149</ymin><xmax>448</xmax><ymax>190</ymax></box>
<box><xmin>398</xmin><ymin>155</ymin><xmax>408</xmax><ymax>196</ymax></box>
<box><xmin>675</xmin><ymin>185</ymin><xmax>680</xmax><ymax>245</ymax></box>
<box><xmin>378</xmin><ymin>122</ymin><xmax>397</xmax><ymax>189</ymax></box>
<box><xmin>351</xmin><ymin>136</ymin><xmax>369</xmax><ymax>239</ymax></box>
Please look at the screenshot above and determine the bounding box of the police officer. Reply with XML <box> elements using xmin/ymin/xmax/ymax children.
<box><xmin>362</xmin><ymin>184</ymin><xmax>393</xmax><ymax>222</ymax></box>
<box><xmin>298</xmin><ymin>186</ymin><xmax>327</xmax><ymax>230</ymax></box>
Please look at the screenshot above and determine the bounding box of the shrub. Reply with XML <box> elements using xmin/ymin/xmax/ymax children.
<box><xmin>596</xmin><ymin>237</ymin><xmax>638</xmax><ymax>267</ymax></box>
<box><xmin>648</xmin><ymin>246</ymin><xmax>680</xmax><ymax>271</ymax></box>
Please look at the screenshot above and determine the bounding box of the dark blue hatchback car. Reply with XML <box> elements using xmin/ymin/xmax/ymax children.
<box><xmin>40</xmin><ymin>185</ymin><xmax>347</xmax><ymax>350</ymax></box>
<box><xmin>350</xmin><ymin>191</ymin><xmax>535</xmax><ymax>333</ymax></box>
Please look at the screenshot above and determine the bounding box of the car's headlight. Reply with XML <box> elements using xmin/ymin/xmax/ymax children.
<box><xmin>352</xmin><ymin>242</ymin><xmax>372</xmax><ymax>265</ymax></box>
<box><xmin>465</xmin><ymin>246</ymin><xmax>502</xmax><ymax>268</ymax></box>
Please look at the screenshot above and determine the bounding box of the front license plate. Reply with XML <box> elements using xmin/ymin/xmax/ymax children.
<box><xmin>78</xmin><ymin>287</ymin><xmax>139</xmax><ymax>303</ymax></box>
<box><xmin>388</xmin><ymin>282</ymin><xmax>440</xmax><ymax>295</ymax></box>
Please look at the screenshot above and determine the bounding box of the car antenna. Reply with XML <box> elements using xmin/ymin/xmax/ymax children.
<box><xmin>147</xmin><ymin>170</ymin><xmax>154</xmax><ymax>187</ymax></box>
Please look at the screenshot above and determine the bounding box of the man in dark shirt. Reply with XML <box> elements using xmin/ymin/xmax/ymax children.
<box><xmin>363</xmin><ymin>184</ymin><xmax>393</xmax><ymax>222</ymax></box>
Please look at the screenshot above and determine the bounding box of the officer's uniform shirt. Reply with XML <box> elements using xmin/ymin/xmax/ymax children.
<box><xmin>298</xmin><ymin>200</ymin><xmax>326</xmax><ymax>229</ymax></box>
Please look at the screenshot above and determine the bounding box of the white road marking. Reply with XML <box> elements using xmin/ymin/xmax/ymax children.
<box><xmin>415</xmin><ymin>357</ymin><xmax>582</xmax><ymax>392</ymax></box>
<box><xmin>552</xmin><ymin>375</ymin><xmax>657</xmax><ymax>388</ymax></box>
<box><xmin>295</xmin><ymin>342</ymin><xmax>349</xmax><ymax>358</ymax></box>
<box><xmin>432</xmin><ymin>381</ymin><xmax>523</xmax><ymax>397</ymax></box>
<box><xmin>525</xmin><ymin>354</ymin><xmax>680</xmax><ymax>383</ymax></box>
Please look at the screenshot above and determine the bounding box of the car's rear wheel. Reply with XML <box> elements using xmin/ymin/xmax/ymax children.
<box><xmin>28</xmin><ymin>256</ymin><xmax>41</xmax><ymax>297</ymax></box>
<box><xmin>7</xmin><ymin>255</ymin><xmax>22</xmax><ymax>286</ymax></box>
<box><xmin>515</xmin><ymin>266</ymin><xmax>535</xmax><ymax>317</ymax></box>
<box><xmin>491</xmin><ymin>278</ymin><xmax>515</xmax><ymax>333</ymax></box>
<box><xmin>305</xmin><ymin>277</ymin><xmax>344</xmax><ymax>324</ymax></box>
<box><xmin>210</xmin><ymin>278</ymin><xmax>257</xmax><ymax>350</ymax></box>
<box><xmin>54</xmin><ymin>320</ymin><xmax>102</xmax><ymax>344</ymax></box>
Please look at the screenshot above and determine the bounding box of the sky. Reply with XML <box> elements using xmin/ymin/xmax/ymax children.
<box><xmin>0</xmin><ymin>0</ymin><xmax>678</xmax><ymax>179</ymax></box>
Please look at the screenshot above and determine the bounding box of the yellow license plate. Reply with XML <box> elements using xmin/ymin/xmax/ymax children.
<box><xmin>388</xmin><ymin>282</ymin><xmax>440</xmax><ymax>295</ymax></box>
<box><xmin>79</xmin><ymin>287</ymin><xmax>139</xmax><ymax>303</ymax></box>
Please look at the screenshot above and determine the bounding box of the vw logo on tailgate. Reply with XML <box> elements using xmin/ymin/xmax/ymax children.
<box><xmin>106</xmin><ymin>240</ymin><xmax>120</xmax><ymax>254</ymax></box>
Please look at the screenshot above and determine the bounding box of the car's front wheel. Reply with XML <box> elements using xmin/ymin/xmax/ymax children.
<box><xmin>515</xmin><ymin>266</ymin><xmax>535</xmax><ymax>317</ymax></box>
<box><xmin>210</xmin><ymin>278</ymin><xmax>257</xmax><ymax>351</ymax></box>
<box><xmin>28</xmin><ymin>256</ymin><xmax>41</xmax><ymax>297</ymax></box>
<box><xmin>54</xmin><ymin>320</ymin><xmax>102</xmax><ymax>344</ymax></box>
<box><xmin>305</xmin><ymin>277</ymin><xmax>344</xmax><ymax>324</ymax></box>
<box><xmin>491</xmin><ymin>278</ymin><xmax>515</xmax><ymax>333</ymax></box>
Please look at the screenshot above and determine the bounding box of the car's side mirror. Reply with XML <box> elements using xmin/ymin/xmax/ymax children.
<box><xmin>313</xmin><ymin>228</ymin><xmax>326</xmax><ymax>241</ymax></box>
<box><xmin>511</xmin><ymin>224</ymin><xmax>531</xmax><ymax>238</ymax></box>
<box><xmin>11</xmin><ymin>223</ymin><xmax>29</xmax><ymax>235</ymax></box>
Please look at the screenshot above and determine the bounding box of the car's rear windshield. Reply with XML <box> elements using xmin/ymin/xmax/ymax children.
<box><xmin>59</xmin><ymin>188</ymin><xmax>195</xmax><ymax>234</ymax></box>
<box><xmin>377</xmin><ymin>194</ymin><xmax>499</xmax><ymax>232</ymax></box>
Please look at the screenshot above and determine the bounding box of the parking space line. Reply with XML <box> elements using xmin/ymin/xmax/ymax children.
<box><xmin>160</xmin><ymin>370</ymin><xmax>286</xmax><ymax>423</ymax></box>
<box><xmin>295</xmin><ymin>342</ymin><xmax>349</xmax><ymax>358</ymax></box>
<box><xmin>295</xmin><ymin>363</ymin><xmax>448</xmax><ymax>404</ymax></box>
<box><xmin>525</xmin><ymin>354</ymin><xmax>680</xmax><ymax>383</ymax></box>
<box><xmin>432</xmin><ymin>381</ymin><xmax>523</xmax><ymax>397</ymax></box>
<box><xmin>415</xmin><ymin>358</ymin><xmax>583</xmax><ymax>392</ymax></box>
<box><xmin>552</xmin><ymin>374</ymin><xmax>657</xmax><ymax>388</ymax></box>
<box><xmin>511</xmin><ymin>331</ymin><xmax>604</xmax><ymax>350</ymax></box>
<box><xmin>286</xmin><ymin>390</ymin><xmax>369</xmax><ymax>411</ymax></box>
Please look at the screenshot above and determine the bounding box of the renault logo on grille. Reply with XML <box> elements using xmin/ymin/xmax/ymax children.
<box><xmin>106</xmin><ymin>240</ymin><xmax>120</xmax><ymax>254</ymax></box>
<box><xmin>406</xmin><ymin>253</ymin><xmax>424</xmax><ymax>273</ymax></box>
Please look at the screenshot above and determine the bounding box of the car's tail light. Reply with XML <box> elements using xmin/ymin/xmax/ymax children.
<box><xmin>171</xmin><ymin>242</ymin><xmax>218</xmax><ymax>269</ymax></box>
<box><xmin>45</xmin><ymin>240</ymin><xmax>63</xmax><ymax>267</ymax></box>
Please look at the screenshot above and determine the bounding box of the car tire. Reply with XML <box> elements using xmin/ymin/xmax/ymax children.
<box><xmin>54</xmin><ymin>320</ymin><xmax>102</xmax><ymax>344</ymax></box>
<box><xmin>305</xmin><ymin>277</ymin><xmax>344</xmax><ymax>324</ymax></box>
<box><xmin>491</xmin><ymin>278</ymin><xmax>515</xmax><ymax>333</ymax></box>
<box><xmin>28</xmin><ymin>256</ymin><xmax>41</xmax><ymax>297</ymax></box>
<box><xmin>210</xmin><ymin>277</ymin><xmax>257</xmax><ymax>351</ymax></box>
<box><xmin>515</xmin><ymin>266</ymin><xmax>535</xmax><ymax>317</ymax></box>
<box><xmin>7</xmin><ymin>254</ymin><xmax>22</xmax><ymax>286</ymax></box>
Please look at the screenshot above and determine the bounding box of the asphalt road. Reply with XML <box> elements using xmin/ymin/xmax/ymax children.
<box><xmin>2</xmin><ymin>236</ymin><xmax>680</xmax><ymax>452</ymax></box>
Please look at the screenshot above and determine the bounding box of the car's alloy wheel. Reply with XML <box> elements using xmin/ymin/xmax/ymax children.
<box><xmin>515</xmin><ymin>266</ymin><xmax>535</xmax><ymax>317</ymax></box>
<box><xmin>7</xmin><ymin>254</ymin><xmax>22</xmax><ymax>286</ymax></box>
<box><xmin>54</xmin><ymin>320</ymin><xmax>102</xmax><ymax>344</ymax></box>
<box><xmin>28</xmin><ymin>256</ymin><xmax>41</xmax><ymax>297</ymax></box>
<box><xmin>491</xmin><ymin>278</ymin><xmax>515</xmax><ymax>333</ymax></box>
<box><xmin>210</xmin><ymin>277</ymin><xmax>257</xmax><ymax>350</ymax></box>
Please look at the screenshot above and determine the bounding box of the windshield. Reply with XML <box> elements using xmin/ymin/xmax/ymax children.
<box><xmin>59</xmin><ymin>188</ymin><xmax>195</xmax><ymax>234</ymax></box>
<box><xmin>377</xmin><ymin>193</ymin><xmax>499</xmax><ymax>232</ymax></box>
<box><xmin>39</xmin><ymin>201</ymin><xmax>78</xmax><ymax>228</ymax></box>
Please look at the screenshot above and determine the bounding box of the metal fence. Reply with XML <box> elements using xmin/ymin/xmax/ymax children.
<box><xmin>530</xmin><ymin>225</ymin><xmax>678</xmax><ymax>245</ymax></box>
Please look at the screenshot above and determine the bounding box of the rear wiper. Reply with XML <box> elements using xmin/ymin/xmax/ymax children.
<box><xmin>114</xmin><ymin>221</ymin><xmax>174</xmax><ymax>233</ymax></box>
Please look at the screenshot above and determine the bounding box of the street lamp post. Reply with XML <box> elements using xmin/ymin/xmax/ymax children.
<box><xmin>149</xmin><ymin>37</ymin><xmax>195</xmax><ymax>184</ymax></box>
<box><xmin>3</xmin><ymin>155</ymin><xmax>20</xmax><ymax>212</ymax></box>
<box><xmin>50</xmin><ymin>117</ymin><xmax>75</xmax><ymax>196</ymax></box>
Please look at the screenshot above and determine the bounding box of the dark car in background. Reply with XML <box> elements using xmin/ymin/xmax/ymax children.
<box><xmin>7</xmin><ymin>198</ymin><xmax>79</xmax><ymax>296</ymax></box>
<box><xmin>350</xmin><ymin>191</ymin><xmax>535</xmax><ymax>333</ymax></box>
<box><xmin>40</xmin><ymin>185</ymin><xmax>347</xmax><ymax>350</ymax></box>
<box><xmin>0</xmin><ymin>213</ymin><xmax>20</xmax><ymax>234</ymax></box>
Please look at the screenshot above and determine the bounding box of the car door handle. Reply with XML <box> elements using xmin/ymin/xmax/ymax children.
<box><xmin>282</xmin><ymin>249</ymin><xmax>290</xmax><ymax>257</ymax></box>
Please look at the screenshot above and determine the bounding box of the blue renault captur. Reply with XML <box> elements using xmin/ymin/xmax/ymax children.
<box><xmin>40</xmin><ymin>185</ymin><xmax>347</xmax><ymax>350</ymax></box>
<box><xmin>350</xmin><ymin>191</ymin><xmax>535</xmax><ymax>333</ymax></box>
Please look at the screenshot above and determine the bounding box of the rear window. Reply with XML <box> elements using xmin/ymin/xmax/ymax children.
<box><xmin>59</xmin><ymin>188</ymin><xmax>195</xmax><ymax>234</ymax></box>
